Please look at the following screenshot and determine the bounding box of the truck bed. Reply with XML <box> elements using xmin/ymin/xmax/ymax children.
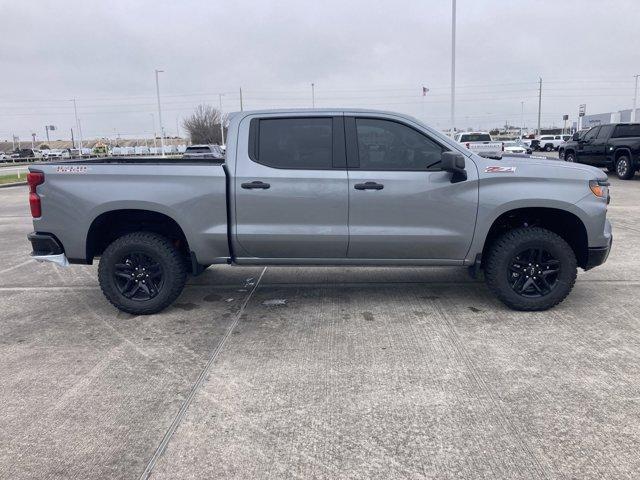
<box><xmin>29</xmin><ymin>160</ymin><xmax>231</xmax><ymax>265</ymax></box>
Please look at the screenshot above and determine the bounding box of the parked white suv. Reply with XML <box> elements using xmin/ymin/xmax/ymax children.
<box><xmin>537</xmin><ymin>134</ymin><xmax>571</xmax><ymax>152</ymax></box>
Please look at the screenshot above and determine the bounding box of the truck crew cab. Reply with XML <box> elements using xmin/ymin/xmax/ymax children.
<box><xmin>563</xmin><ymin>123</ymin><xmax>640</xmax><ymax>179</ymax></box>
<box><xmin>26</xmin><ymin>109</ymin><xmax>612</xmax><ymax>314</ymax></box>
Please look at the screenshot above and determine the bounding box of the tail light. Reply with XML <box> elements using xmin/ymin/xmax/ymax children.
<box><xmin>27</xmin><ymin>171</ymin><xmax>44</xmax><ymax>218</ymax></box>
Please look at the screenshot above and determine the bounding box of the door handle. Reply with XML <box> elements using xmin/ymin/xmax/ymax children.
<box><xmin>241</xmin><ymin>181</ymin><xmax>270</xmax><ymax>190</ymax></box>
<box><xmin>354</xmin><ymin>182</ymin><xmax>384</xmax><ymax>191</ymax></box>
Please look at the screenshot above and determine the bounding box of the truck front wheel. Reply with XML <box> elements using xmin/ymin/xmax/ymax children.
<box><xmin>98</xmin><ymin>232</ymin><xmax>187</xmax><ymax>315</ymax></box>
<box><xmin>484</xmin><ymin>227</ymin><xmax>577</xmax><ymax>311</ymax></box>
<box><xmin>615</xmin><ymin>155</ymin><xmax>635</xmax><ymax>180</ymax></box>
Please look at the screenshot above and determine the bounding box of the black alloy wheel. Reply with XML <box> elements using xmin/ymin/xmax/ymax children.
<box><xmin>113</xmin><ymin>252</ymin><xmax>164</xmax><ymax>301</ymax></box>
<box><xmin>508</xmin><ymin>248</ymin><xmax>560</xmax><ymax>298</ymax></box>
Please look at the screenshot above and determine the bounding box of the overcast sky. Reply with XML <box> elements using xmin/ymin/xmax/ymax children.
<box><xmin>1</xmin><ymin>0</ymin><xmax>639</xmax><ymax>142</ymax></box>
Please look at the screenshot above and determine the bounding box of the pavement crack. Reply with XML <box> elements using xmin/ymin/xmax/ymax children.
<box><xmin>138</xmin><ymin>266</ymin><xmax>267</xmax><ymax>480</ymax></box>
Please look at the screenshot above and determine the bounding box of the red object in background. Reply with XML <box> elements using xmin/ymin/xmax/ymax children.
<box><xmin>27</xmin><ymin>171</ymin><xmax>44</xmax><ymax>218</ymax></box>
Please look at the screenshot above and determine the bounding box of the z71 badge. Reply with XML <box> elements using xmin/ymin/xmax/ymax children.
<box><xmin>485</xmin><ymin>166</ymin><xmax>516</xmax><ymax>173</ymax></box>
<box><xmin>55</xmin><ymin>165</ymin><xmax>88</xmax><ymax>174</ymax></box>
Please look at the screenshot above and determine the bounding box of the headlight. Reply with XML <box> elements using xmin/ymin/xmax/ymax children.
<box><xmin>589</xmin><ymin>179</ymin><xmax>609</xmax><ymax>200</ymax></box>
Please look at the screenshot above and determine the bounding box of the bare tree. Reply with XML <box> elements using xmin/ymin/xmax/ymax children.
<box><xmin>182</xmin><ymin>104</ymin><xmax>226</xmax><ymax>144</ymax></box>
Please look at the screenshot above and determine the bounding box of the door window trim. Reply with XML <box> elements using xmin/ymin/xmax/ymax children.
<box><xmin>248</xmin><ymin>116</ymin><xmax>345</xmax><ymax>170</ymax></box>
<box><xmin>345</xmin><ymin>116</ymin><xmax>450</xmax><ymax>171</ymax></box>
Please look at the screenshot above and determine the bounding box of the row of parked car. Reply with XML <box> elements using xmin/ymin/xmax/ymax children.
<box><xmin>0</xmin><ymin>144</ymin><xmax>194</xmax><ymax>163</ymax></box>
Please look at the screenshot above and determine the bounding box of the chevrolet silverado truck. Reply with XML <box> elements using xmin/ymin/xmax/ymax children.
<box><xmin>562</xmin><ymin>123</ymin><xmax>640</xmax><ymax>180</ymax></box>
<box><xmin>454</xmin><ymin>132</ymin><xmax>503</xmax><ymax>157</ymax></box>
<box><xmin>27</xmin><ymin>109</ymin><xmax>612</xmax><ymax>314</ymax></box>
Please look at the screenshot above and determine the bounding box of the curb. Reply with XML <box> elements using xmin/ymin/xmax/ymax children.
<box><xmin>0</xmin><ymin>182</ymin><xmax>27</xmax><ymax>189</ymax></box>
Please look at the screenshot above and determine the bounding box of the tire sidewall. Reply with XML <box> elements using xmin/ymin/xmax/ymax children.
<box><xmin>486</xmin><ymin>230</ymin><xmax>577</xmax><ymax>310</ymax></box>
<box><xmin>98</xmin><ymin>234</ymin><xmax>185</xmax><ymax>314</ymax></box>
<box><xmin>565</xmin><ymin>153</ymin><xmax>575</xmax><ymax>163</ymax></box>
<box><xmin>616</xmin><ymin>156</ymin><xmax>633</xmax><ymax>180</ymax></box>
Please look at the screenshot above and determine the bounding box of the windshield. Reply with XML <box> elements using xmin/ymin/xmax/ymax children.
<box><xmin>460</xmin><ymin>133</ymin><xmax>492</xmax><ymax>142</ymax></box>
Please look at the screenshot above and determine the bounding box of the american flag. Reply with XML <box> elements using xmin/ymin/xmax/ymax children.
<box><xmin>422</xmin><ymin>86</ymin><xmax>429</xmax><ymax>96</ymax></box>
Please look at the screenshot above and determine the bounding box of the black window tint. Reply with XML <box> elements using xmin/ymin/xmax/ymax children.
<box><xmin>596</xmin><ymin>125</ymin><xmax>614</xmax><ymax>139</ymax></box>
<box><xmin>460</xmin><ymin>133</ymin><xmax>491</xmax><ymax>142</ymax></box>
<box><xmin>355</xmin><ymin>118</ymin><xmax>444</xmax><ymax>171</ymax></box>
<box><xmin>613</xmin><ymin>124</ymin><xmax>640</xmax><ymax>138</ymax></box>
<box><xmin>257</xmin><ymin>118</ymin><xmax>332</xmax><ymax>169</ymax></box>
<box><xmin>583</xmin><ymin>127</ymin><xmax>600</xmax><ymax>141</ymax></box>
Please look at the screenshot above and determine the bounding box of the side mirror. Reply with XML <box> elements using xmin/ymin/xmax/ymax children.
<box><xmin>441</xmin><ymin>151</ymin><xmax>467</xmax><ymax>183</ymax></box>
<box><xmin>572</xmin><ymin>133</ymin><xmax>579</xmax><ymax>141</ymax></box>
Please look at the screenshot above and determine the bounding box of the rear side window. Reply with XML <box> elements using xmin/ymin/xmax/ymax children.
<box><xmin>596</xmin><ymin>125</ymin><xmax>614</xmax><ymax>139</ymax></box>
<box><xmin>613</xmin><ymin>124</ymin><xmax>640</xmax><ymax>138</ymax></box>
<box><xmin>355</xmin><ymin>118</ymin><xmax>445</xmax><ymax>171</ymax></box>
<box><xmin>254</xmin><ymin>118</ymin><xmax>332</xmax><ymax>169</ymax></box>
<box><xmin>459</xmin><ymin>133</ymin><xmax>491</xmax><ymax>142</ymax></box>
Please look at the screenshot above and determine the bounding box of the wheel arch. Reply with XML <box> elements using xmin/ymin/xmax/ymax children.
<box><xmin>480</xmin><ymin>207</ymin><xmax>589</xmax><ymax>269</ymax></box>
<box><xmin>614</xmin><ymin>147</ymin><xmax>632</xmax><ymax>162</ymax></box>
<box><xmin>86</xmin><ymin>208</ymin><xmax>191</xmax><ymax>264</ymax></box>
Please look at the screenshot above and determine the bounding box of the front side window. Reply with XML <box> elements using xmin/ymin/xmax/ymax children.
<box><xmin>583</xmin><ymin>127</ymin><xmax>600</xmax><ymax>141</ymax></box>
<box><xmin>255</xmin><ymin>118</ymin><xmax>332</xmax><ymax>169</ymax></box>
<box><xmin>355</xmin><ymin>118</ymin><xmax>445</xmax><ymax>171</ymax></box>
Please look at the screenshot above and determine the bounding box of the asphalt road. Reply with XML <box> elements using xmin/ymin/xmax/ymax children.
<box><xmin>1</xmin><ymin>172</ymin><xmax>639</xmax><ymax>479</ymax></box>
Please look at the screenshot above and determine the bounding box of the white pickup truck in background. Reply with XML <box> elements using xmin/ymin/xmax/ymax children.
<box><xmin>454</xmin><ymin>132</ymin><xmax>503</xmax><ymax>156</ymax></box>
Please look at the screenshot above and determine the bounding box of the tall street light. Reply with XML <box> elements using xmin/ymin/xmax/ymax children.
<box><xmin>632</xmin><ymin>74</ymin><xmax>639</xmax><ymax>123</ymax></box>
<box><xmin>71</xmin><ymin>99</ymin><xmax>82</xmax><ymax>149</ymax></box>
<box><xmin>450</xmin><ymin>0</ymin><xmax>456</xmax><ymax>135</ymax></box>
<box><xmin>155</xmin><ymin>69</ymin><xmax>165</xmax><ymax>157</ymax></box>
<box><xmin>218</xmin><ymin>93</ymin><xmax>225</xmax><ymax>146</ymax></box>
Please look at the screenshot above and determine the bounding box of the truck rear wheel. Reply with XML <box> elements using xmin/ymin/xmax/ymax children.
<box><xmin>615</xmin><ymin>155</ymin><xmax>635</xmax><ymax>180</ymax></box>
<box><xmin>484</xmin><ymin>227</ymin><xmax>577</xmax><ymax>311</ymax></box>
<box><xmin>98</xmin><ymin>232</ymin><xmax>187</xmax><ymax>315</ymax></box>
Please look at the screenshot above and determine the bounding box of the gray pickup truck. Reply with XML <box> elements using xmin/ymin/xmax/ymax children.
<box><xmin>26</xmin><ymin>109</ymin><xmax>612</xmax><ymax>314</ymax></box>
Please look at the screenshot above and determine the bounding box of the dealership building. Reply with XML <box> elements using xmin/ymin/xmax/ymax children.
<box><xmin>576</xmin><ymin>107</ymin><xmax>640</xmax><ymax>129</ymax></box>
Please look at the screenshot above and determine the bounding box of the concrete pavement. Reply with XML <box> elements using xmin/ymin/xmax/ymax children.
<box><xmin>0</xmin><ymin>177</ymin><xmax>639</xmax><ymax>479</ymax></box>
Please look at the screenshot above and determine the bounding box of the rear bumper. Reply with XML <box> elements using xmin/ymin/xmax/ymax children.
<box><xmin>27</xmin><ymin>232</ymin><xmax>69</xmax><ymax>267</ymax></box>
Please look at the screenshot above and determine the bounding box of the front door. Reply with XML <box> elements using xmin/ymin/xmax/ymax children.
<box><xmin>234</xmin><ymin>115</ymin><xmax>349</xmax><ymax>259</ymax></box>
<box><xmin>577</xmin><ymin>126</ymin><xmax>600</xmax><ymax>164</ymax></box>
<box><xmin>345</xmin><ymin>116</ymin><xmax>478</xmax><ymax>260</ymax></box>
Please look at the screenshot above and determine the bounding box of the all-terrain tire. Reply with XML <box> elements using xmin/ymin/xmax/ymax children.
<box><xmin>615</xmin><ymin>155</ymin><xmax>635</xmax><ymax>180</ymax></box>
<box><xmin>98</xmin><ymin>232</ymin><xmax>187</xmax><ymax>315</ymax></box>
<box><xmin>484</xmin><ymin>227</ymin><xmax>577</xmax><ymax>311</ymax></box>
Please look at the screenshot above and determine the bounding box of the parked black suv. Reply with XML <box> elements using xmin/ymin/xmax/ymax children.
<box><xmin>562</xmin><ymin>123</ymin><xmax>640</xmax><ymax>179</ymax></box>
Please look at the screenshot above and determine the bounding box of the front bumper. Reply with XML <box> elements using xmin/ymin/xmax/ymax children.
<box><xmin>27</xmin><ymin>232</ymin><xmax>69</xmax><ymax>267</ymax></box>
<box><xmin>585</xmin><ymin>235</ymin><xmax>612</xmax><ymax>270</ymax></box>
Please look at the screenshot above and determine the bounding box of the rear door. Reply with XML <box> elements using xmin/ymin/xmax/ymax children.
<box><xmin>345</xmin><ymin>116</ymin><xmax>478</xmax><ymax>260</ymax></box>
<box><xmin>234</xmin><ymin>115</ymin><xmax>349</xmax><ymax>259</ymax></box>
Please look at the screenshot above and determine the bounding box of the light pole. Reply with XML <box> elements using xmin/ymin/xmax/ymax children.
<box><xmin>155</xmin><ymin>69</ymin><xmax>165</xmax><ymax>157</ymax></box>
<box><xmin>150</xmin><ymin>113</ymin><xmax>157</xmax><ymax>153</ymax></box>
<box><xmin>218</xmin><ymin>93</ymin><xmax>225</xmax><ymax>146</ymax></box>
<box><xmin>632</xmin><ymin>74</ymin><xmax>639</xmax><ymax>123</ymax></box>
<box><xmin>71</xmin><ymin>99</ymin><xmax>82</xmax><ymax>149</ymax></box>
<box><xmin>520</xmin><ymin>101</ymin><xmax>524</xmax><ymax>138</ymax></box>
<box><xmin>450</xmin><ymin>0</ymin><xmax>456</xmax><ymax>135</ymax></box>
<box><xmin>311</xmin><ymin>83</ymin><xmax>315</xmax><ymax>108</ymax></box>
